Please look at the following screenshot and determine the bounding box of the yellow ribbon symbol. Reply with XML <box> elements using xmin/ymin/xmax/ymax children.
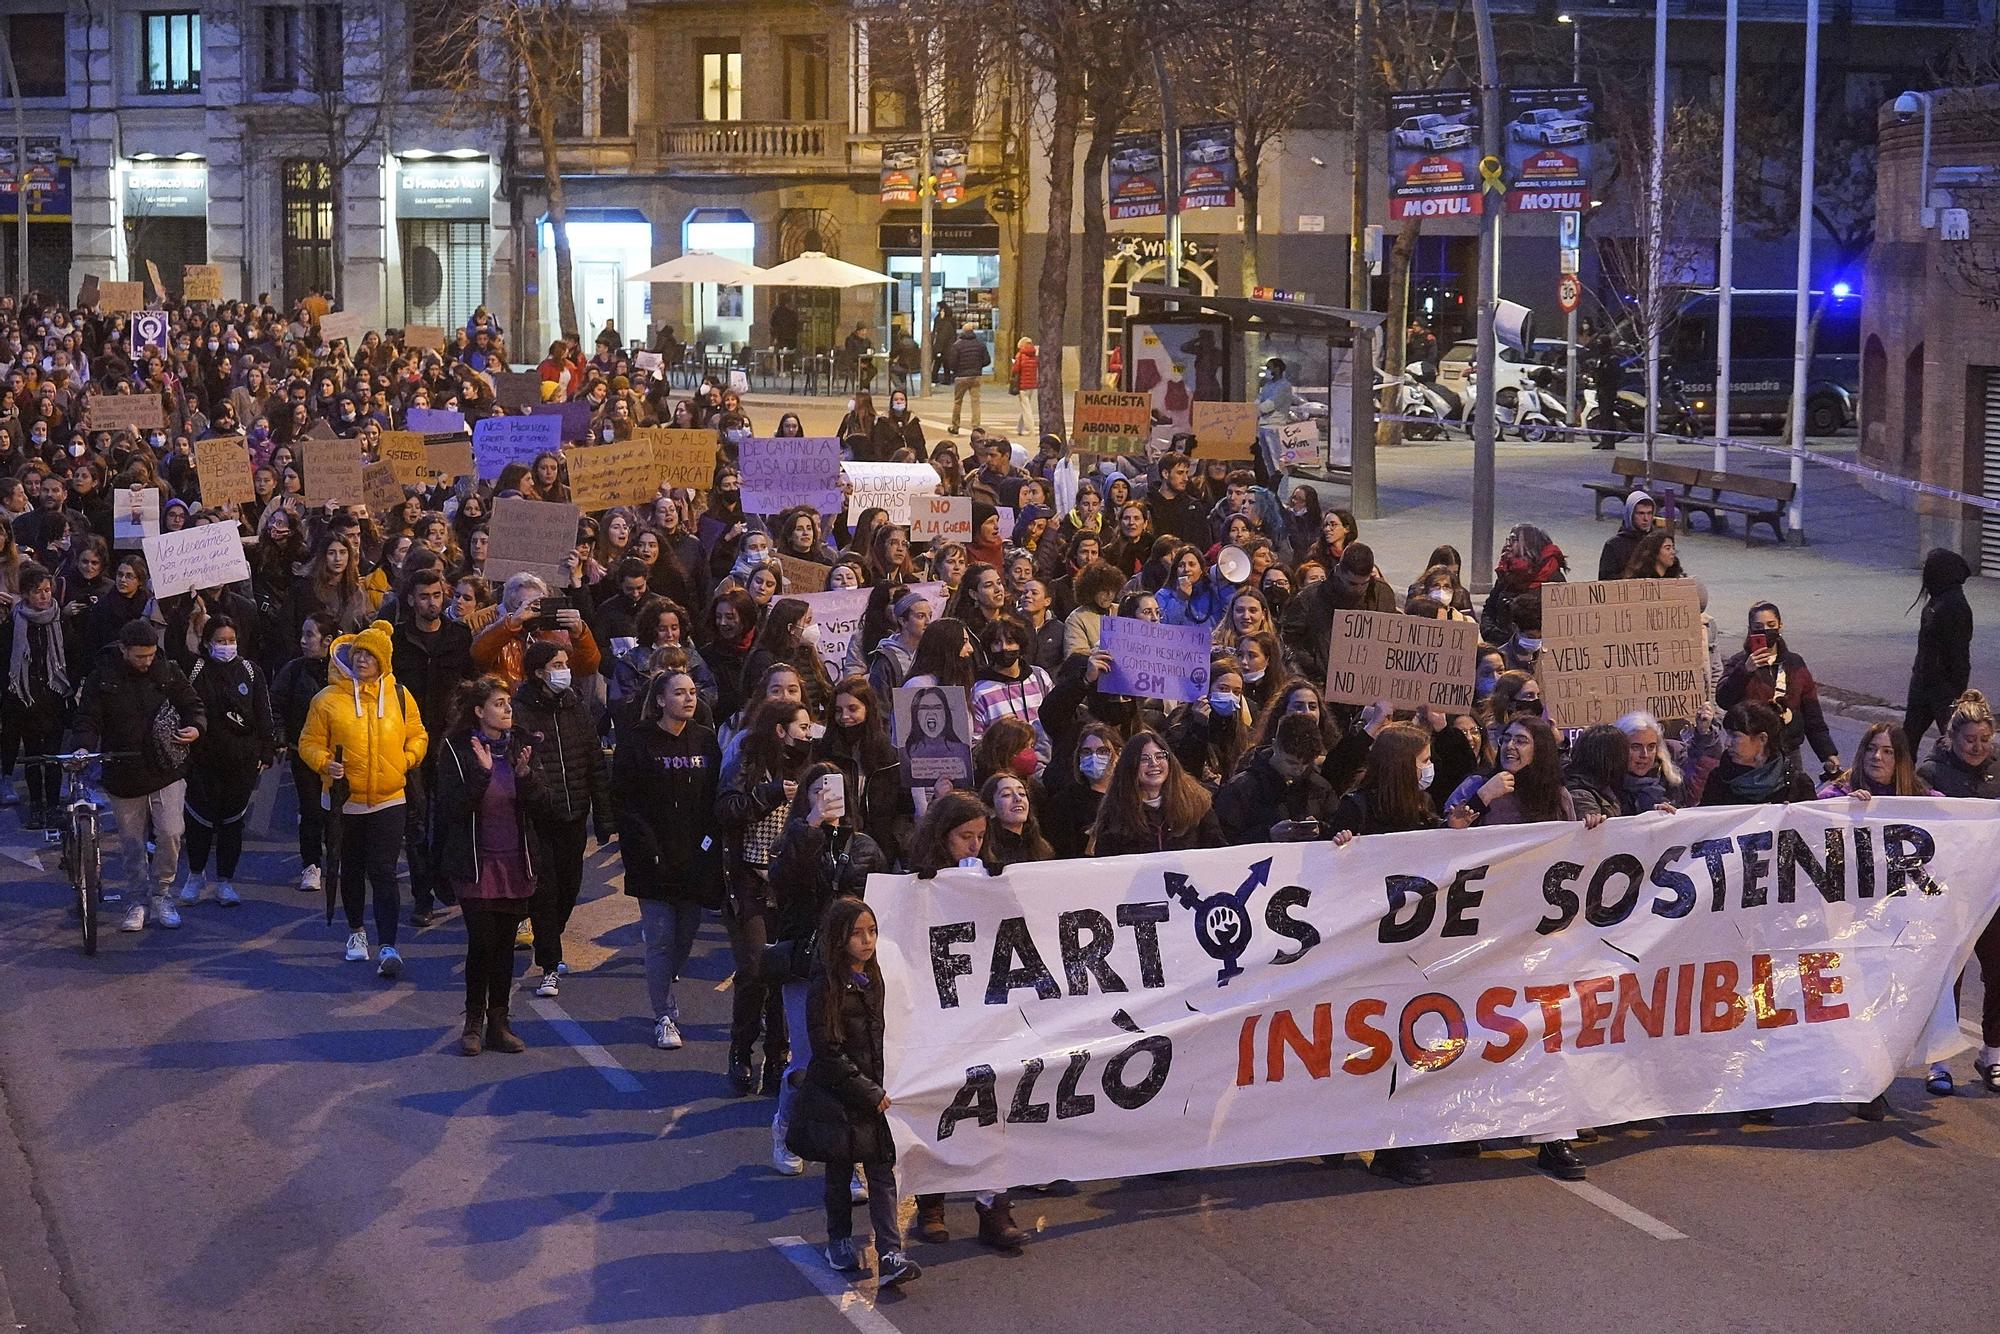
<box><xmin>1479</xmin><ymin>155</ymin><xmax>1506</xmax><ymax>196</ymax></box>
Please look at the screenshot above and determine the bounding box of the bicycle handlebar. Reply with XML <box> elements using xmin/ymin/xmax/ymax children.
<box><xmin>27</xmin><ymin>752</ymin><xmax>141</xmax><ymax>767</ymax></box>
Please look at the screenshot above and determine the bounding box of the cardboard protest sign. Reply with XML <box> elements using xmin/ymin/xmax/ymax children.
<box><xmin>143</xmin><ymin>524</ymin><xmax>251</xmax><ymax>598</ymax></box>
<box><xmin>403</xmin><ymin>324</ymin><xmax>446</xmax><ymax>352</ymax></box>
<box><xmin>842</xmin><ymin>461</ymin><xmax>941</xmax><ymax>525</ymax></box>
<box><xmin>318</xmin><ymin>310</ymin><xmax>367</xmax><ymax>345</ymax></box>
<box><xmin>1191</xmin><ymin>400</ymin><xmax>1259</xmax><ymax>452</ymax></box>
<box><xmin>182</xmin><ymin>264</ymin><xmax>223</xmax><ymax>303</ymax></box>
<box><xmin>85</xmin><ymin>394</ymin><xmax>164</xmax><ymax>434</ymax></box>
<box><xmin>406</xmin><ymin>407</ymin><xmax>466</xmax><ymax>435</ymax></box>
<box><xmin>797</xmin><ymin>587</ymin><xmax>872</xmax><ymax>673</ymax></box>
<box><xmin>302</xmin><ymin>416</ymin><xmax>340</xmax><ymax>442</ymax></box>
<box><xmin>893</xmin><ymin>685</ymin><xmax>975</xmax><ymax>792</ymax></box>
<box><xmin>909</xmin><ymin>493</ymin><xmax>972</xmax><ymax>545</ymax></box>
<box><xmin>1073</xmin><ymin>390</ymin><xmax>1152</xmax><ymax>452</ymax></box>
<box><xmin>363</xmin><ymin>461</ymin><xmax>406</xmax><ymax>516</ymax></box>
<box><xmin>98</xmin><ymin>281</ymin><xmax>144</xmax><ymax>314</ymax></box>
<box><xmin>113</xmin><ymin>487</ymin><xmax>160</xmax><ymax>551</ymax></box>
<box><xmin>193</xmin><ymin>435</ymin><xmax>256</xmax><ymax>508</ymax></box>
<box><xmin>777</xmin><ymin>554</ymin><xmax>832</xmax><ymax>593</ymax></box>
<box><xmin>1097</xmin><ymin>616</ymin><xmax>1213</xmax><ymax>704</ymax></box>
<box><xmin>648</xmin><ymin>428</ymin><xmax>719</xmax><ymax>489</ymax></box>
<box><xmin>634</xmin><ymin>350</ymin><xmax>664</xmax><ymax>376</ymax></box>
<box><xmin>377</xmin><ymin>431</ymin><xmax>431</xmax><ymax>486</ymax></box>
<box><xmin>299</xmin><ymin>436</ymin><xmax>365</xmax><ymax>505</ymax></box>
<box><xmin>1277</xmin><ymin>418</ymin><xmax>1323</xmax><ymax>468</ymax></box>
<box><xmin>485</xmin><ymin>498</ymin><xmax>582</xmax><ymax>587</ymax></box>
<box><xmin>492</xmin><ymin>371</ymin><xmax>545</xmax><ymax>410</ymax></box>
<box><xmin>566</xmin><ymin>439</ymin><xmax>660</xmax><ymax>512</ymax></box>
<box><xmin>740</xmin><ymin>436</ymin><xmax>843</xmax><ymax>515</ymax></box>
<box><xmin>1322</xmin><ymin>609</ymin><xmax>1479</xmax><ymax>713</ymax></box>
<box><xmin>1536</xmin><ymin>578</ymin><xmax>1707</xmax><ymax>727</ymax></box>
<box><xmin>77</xmin><ymin>275</ymin><xmax>100</xmax><ymax>310</ymax></box>
<box><xmin>425</xmin><ymin>440</ymin><xmax>476</xmax><ymax>483</ymax></box>
<box><xmin>145</xmin><ymin>259</ymin><xmax>168</xmax><ymax>304</ymax></box>
<box><xmin>472</xmin><ymin>414</ymin><xmax>564</xmax><ymax>479</ymax></box>
<box><xmin>530</xmin><ymin>400</ymin><xmax>591</xmax><ymax>443</ymax></box>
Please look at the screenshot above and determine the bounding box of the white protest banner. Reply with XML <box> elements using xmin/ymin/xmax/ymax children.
<box><xmin>143</xmin><ymin>524</ymin><xmax>252</xmax><ymax>597</ymax></box>
<box><xmin>740</xmin><ymin>436</ymin><xmax>843</xmax><ymax>515</ymax></box>
<box><xmin>406</xmin><ymin>407</ymin><xmax>467</xmax><ymax>436</ymax></box>
<box><xmin>798</xmin><ymin>587</ymin><xmax>873</xmax><ymax>674</ymax></box>
<box><xmin>318</xmin><ymin>310</ymin><xmax>367</xmax><ymax>345</ymax></box>
<box><xmin>1324</xmin><ymin>609</ymin><xmax>1479</xmax><ymax>713</ymax></box>
<box><xmin>112</xmin><ymin>487</ymin><xmax>160</xmax><ymax>551</ymax></box>
<box><xmin>485</xmin><ymin>497</ymin><xmax>580</xmax><ymax>587</ymax></box>
<box><xmin>909</xmin><ymin>493</ymin><xmax>972</xmax><ymax>545</ymax></box>
<box><xmin>1537</xmin><ymin>579</ymin><xmax>1707</xmax><ymax>728</ymax></box>
<box><xmin>472</xmin><ymin>414</ymin><xmax>564</xmax><ymax>480</ymax></box>
<box><xmin>876</xmin><ymin>799</ymin><xmax>2000</xmax><ymax>1195</ymax></box>
<box><xmin>634</xmin><ymin>350</ymin><xmax>664</xmax><ymax>376</ymax></box>
<box><xmin>1098</xmin><ymin>615</ymin><xmax>1213</xmax><ymax>704</ymax></box>
<box><xmin>843</xmin><ymin>461</ymin><xmax>941</xmax><ymax>525</ymax></box>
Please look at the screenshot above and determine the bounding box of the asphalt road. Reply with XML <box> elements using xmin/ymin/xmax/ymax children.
<box><xmin>0</xmin><ymin>748</ymin><xmax>1995</xmax><ymax>1334</ymax></box>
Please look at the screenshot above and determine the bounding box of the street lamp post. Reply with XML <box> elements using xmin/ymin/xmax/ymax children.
<box><xmin>1469</xmin><ymin>0</ymin><xmax>1501</xmax><ymax>592</ymax></box>
<box><xmin>1558</xmin><ymin>13</ymin><xmax>1580</xmax><ymax>436</ymax></box>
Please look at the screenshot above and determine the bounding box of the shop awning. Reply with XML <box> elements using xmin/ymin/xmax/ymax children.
<box><xmin>878</xmin><ymin>205</ymin><xmax>999</xmax><ymax>253</ymax></box>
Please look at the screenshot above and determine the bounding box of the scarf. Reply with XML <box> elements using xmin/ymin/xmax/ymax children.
<box><xmin>1721</xmin><ymin>753</ymin><xmax>1789</xmax><ymax>803</ymax></box>
<box><xmin>9</xmin><ymin>598</ymin><xmax>67</xmax><ymax>705</ymax></box>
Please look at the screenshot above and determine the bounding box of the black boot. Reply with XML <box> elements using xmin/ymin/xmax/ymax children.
<box><xmin>1536</xmin><ymin>1139</ymin><xmax>1587</xmax><ymax>1181</ymax></box>
<box><xmin>726</xmin><ymin>1044</ymin><xmax>755</xmax><ymax>1096</ymax></box>
<box><xmin>484</xmin><ymin>1005</ymin><xmax>526</xmax><ymax>1054</ymax></box>
<box><xmin>975</xmin><ymin>1195</ymin><xmax>1027</xmax><ymax>1249</ymax></box>
<box><xmin>760</xmin><ymin>1051</ymin><xmax>790</xmax><ymax>1097</ymax></box>
<box><xmin>1368</xmin><ymin>1146</ymin><xmax>1434</xmax><ymax>1186</ymax></box>
<box><xmin>459</xmin><ymin>1009</ymin><xmax>484</xmax><ymax>1056</ymax></box>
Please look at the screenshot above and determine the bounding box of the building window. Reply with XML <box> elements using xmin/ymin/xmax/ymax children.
<box><xmin>867</xmin><ymin>27</ymin><xmax>917</xmax><ymax>131</ymax></box>
<box><xmin>408</xmin><ymin>0</ymin><xmax>467</xmax><ymax>91</ymax></box>
<box><xmin>598</xmin><ymin>29</ymin><xmax>630</xmax><ymax>137</ymax></box>
<box><xmin>281</xmin><ymin>158</ymin><xmax>335</xmax><ymax>305</ymax></box>
<box><xmin>140</xmin><ymin>11</ymin><xmax>202</xmax><ymax>94</ymax></box>
<box><xmin>6</xmin><ymin>14</ymin><xmax>67</xmax><ymax>98</ymax></box>
<box><xmin>700</xmin><ymin>40</ymin><xmax>742</xmax><ymax>122</ymax></box>
<box><xmin>783</xmin><ymin>34</ymin><xmax>829</xmax><ymax>122</ymax></box>
<box><xmin>401</xmin><ymin>219</ymin><xmax>488</xmax><ymax>330</ymax></box>
<box><xmin>551</xmin><ymin>30</ymin><xmax>584</xmax><ymax>137</ymax></box>
<box><xmin>261</xmin><ymin>5</ymin><xmax>343</xmax><ymax>93</ymax></box>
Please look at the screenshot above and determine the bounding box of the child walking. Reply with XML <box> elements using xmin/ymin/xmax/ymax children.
<box><xmin>789</xmin><ymin>898</ymin><xmax>921</xmax><ymax>1288</ymax></box>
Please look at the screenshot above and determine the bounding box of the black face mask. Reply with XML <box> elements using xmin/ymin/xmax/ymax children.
<box><xmin>987</xmin><ymin>649</ymin><xmax>1021</xmax><ymax>670</ymax></box>
<box><xmin>784</xmin><ymin>738</ymin><xmax>812</xmax><ymax>763</ymax></box>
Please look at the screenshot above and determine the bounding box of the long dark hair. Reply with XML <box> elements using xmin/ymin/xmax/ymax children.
<box><xmin>448</xmin><ymin>675</ymin><xmax>511</xmax><ymax>736</ymax></box>
<box><xmin>907</xmin><ymin>617</ymin><xmax>974</xmax><ymax>687</ymax></box>
<box><xmin>907</xmin><ymin>790</ymin><xmax>992</xmax><ymax>874</ymax></box>
<box><xmin>1565</xmin><ymin>723</ymin><xmax>1627</xmax><ymax>796</ymax></box>
<box><xmin>1089</xmin><ymin>729</ymin><xmax>1210</xmax><ymax>853</ymax></box>
<box><xmin>741</xmin><ymin>698</ymin><xmax>810</xmax><ymax>778</ymax></box>
<box><xmin>1498</xmin><ymin>715</ymin><xmax>1567</xmax><ymax>820</ymax></box>
<box><xmin>979</xmin><ymin>772</ymin><xmax>1054</xmax><ymax>864</ymax></box>
<box><xmin>1356</xmin><ymin>722</ymin><xmax>1434</xmax><ymax>832</ymax></box>
<box><xmin>815</xmin><ymin>896</ymin><xmax>881</xmax><ymax>1050</ymax></box>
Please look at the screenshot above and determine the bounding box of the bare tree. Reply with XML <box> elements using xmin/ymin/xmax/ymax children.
<box><xmin>431</xmin><ymin>1</ymin><xmax>613</xmax><ymax>341</ymax></box>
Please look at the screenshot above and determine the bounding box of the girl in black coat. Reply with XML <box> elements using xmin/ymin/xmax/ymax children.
<box><xmin>514</xmin><ymin>641</ymin><xmax>613</xmax><ymax>995</ymax></box>
<box><xmin>0</xmin><ymin>566</ymin><xmax>82</xmax><ymax>829</ymax></box>
<box><xmin>612</xmin><ymin>666</ymin><xmax>724</xmax><ymax>1051</ymax></box>
<box><xmin>179</xmin><ymin>616</ymin><xmax>276</xmax><ymax>906</ymax></box>
<box><xmin>790</xmin><ymin>897</ymin><xmax>920</xmax><ymax>1287</ymax></box>
<box><xmin>273</xmin><ymin>612</ymin><xmax>335</xmax><ymax>892</ymax></box>
<box><xmin>1904</xmin><ymin>548</ymin><xmax>1973</xmax><ymax>751</ymax></box>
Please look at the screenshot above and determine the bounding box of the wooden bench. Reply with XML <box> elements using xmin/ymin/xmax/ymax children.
<box><xmin>1584</xmin><ymin>457</ymin><xmax>1705</xmax><ymax>519</ymax></box>
<box><xmin>1685</xmin><ymin>468</ymin><xmax>1795</xmax><ymax>545</ymax></box>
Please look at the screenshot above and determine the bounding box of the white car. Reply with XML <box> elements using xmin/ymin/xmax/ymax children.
<box><xmin>1437</xmin><ymin>339</ymin><xmax>1578</xmax><ymax>398</ymax></box>
<box><xmin>1393</xmin><ymin>114</ymin><xmax>1473</xmax><ymax>151</ymax></box>
<box><xmin>1111</xmin><ymin>145</ymin><xmax>1161</xmax><ymax>176</ymax></box>
<box><xmin>1185</xmin><ymin>139</ymin><xmax>1233</xmax><ymax>166</ymax></box>
<box><xmin>1509</xmin><ymin>108</ymin><xmax>1589</xmax><ymax>145</ymax></box>
<box><xmin>932</xmin><ymin>144</ymin><xmax>966</xmax><ymax>168</ymax></box>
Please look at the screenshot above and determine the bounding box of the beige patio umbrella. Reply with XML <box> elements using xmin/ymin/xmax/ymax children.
<box><xmin>625</xmin><ymin>251</ymin><xmax>767</xmax><ymax>285</ymax></box>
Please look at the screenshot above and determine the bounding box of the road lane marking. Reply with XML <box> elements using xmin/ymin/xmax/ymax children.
<box><xmin>769</xmin><ymin>1236</ymin><xmax>904</xmax><ymax>1334</ymax></box>
<box><xmin>524</xmin><ymin>995</ymin><xmax>643</xmax><ymax>1093</ymax></box>
<box><xmin>1546</xmin><ymin>1178</ymin><xmax>1688</xmax><ymax>1240</ymax></box>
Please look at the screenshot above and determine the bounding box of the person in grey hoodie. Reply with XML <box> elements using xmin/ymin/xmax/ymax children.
<box><xmin>1597</xmin><ymin>489</ymin><xmax>1656</xmax><ymax>580</ymax></box>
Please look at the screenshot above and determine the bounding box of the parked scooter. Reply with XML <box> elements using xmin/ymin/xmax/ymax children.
<box><xmin>1458</xmin><ymin>367</ymin><xmax>1570</xmax><ymax>441</ymax></box>
<box><xmin>1379</xmin><ymin>363</ymin><xmax>1448</xmax><ymax>439</ymax></box>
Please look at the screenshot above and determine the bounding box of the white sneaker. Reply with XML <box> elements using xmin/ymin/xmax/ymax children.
<box><xmin>299</xmin><ymin>864</ymin><xmax>322</xmax><ymax>893</ymax></box>
<box><xmin>534</xmin><ymin>970</ymin><xmax>560</xmax><ymax>998</ymax></box>
<box><xmin>771</xmin><ymin>1118</ymin><xmax>804</xmax><ymax>1176</ymax></box>
<box><xmin>344</xmin><ymin>930</ymin><xmax>369</xmax><ymax>962</ymax></box>
<box><xmin>176</xmin><ymin>871</ymin><xmax>208</xmax><ymax>906</ymax></box>
<box><xmin>653</xmin><ymin>1016</ymin><xmax>683</xmax><ymax>1050</ymax></box>
<box><xmin>150</xmin><ymin>896</ymin><xmax>182</xmax><ymax>929</ymax></box>
<box><xmin>376</xmin><ymin>946</ymin><xmax>402</xmax><ymax>979</ymax></box>
<box><xmin>215</xmin><ymin>881</ymin><xmax>241</xmax><ymax>907</ymax></box>
<box><xmin>119</xmin><ymin>902</ymin><xmax>147</xmax><ymax>932</ymax></box>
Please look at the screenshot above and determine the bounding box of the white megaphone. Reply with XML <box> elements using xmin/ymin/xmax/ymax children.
<box><xmin>1218</xmin><ymin>545</ymin><xmax>1252</xmax><ymax>584</ymax></box>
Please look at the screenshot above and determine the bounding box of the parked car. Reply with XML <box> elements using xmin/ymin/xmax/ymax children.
<box><xmin>1393</xmin><ymin>114</ymin><xmax>1474</xmax><ymax>152</ymax></box>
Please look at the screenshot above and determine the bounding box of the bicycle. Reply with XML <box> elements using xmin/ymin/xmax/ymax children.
<box><xmin>30</xmin><ymin>752</ymin><xmax>131</xmax><ymax>956</ymax></box>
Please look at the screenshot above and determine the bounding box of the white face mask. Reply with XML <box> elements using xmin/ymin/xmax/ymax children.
<box><xmin>209</xmin><ymin>643</ymin><xmax>239</xmax><ymax>663</ymax></box>
<box><xmin>1516</xmin><ymin>636</ymin><xmax>1542</xmax><ymax>653</ymax></box>
<box><xmin>545</xmin><ymin>667</ymin><xmax>573</xmax><ymax>691</ymax></box>
<box><xmin>1417</xmin><ymin>760</ymin><xmax>1435</xmax><ymax>790</ymax></box>
<box><xmin>1429</xmin><ymin>587</ymin><xmax>1451</xmax><ymax>604</ymax></box>
<box><xmin>1243</xmin><ymin>667</ymin><xmax>1266</xmax><ymax>684</ymax></box>
<box><xmin>1078</xmin><ymin>752</ymin><xmax>1111</xmax><ymax>781</ymax></box>
<box><xmin>798</xmin><ymin>621</ymin><xmax>820</xmax><ymax>649</ymax></box>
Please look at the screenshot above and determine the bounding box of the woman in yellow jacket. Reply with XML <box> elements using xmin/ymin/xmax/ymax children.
<box><xmin>299</xmin><ymin>620</ymin><xmax>429</xmax><ymax>977</ymax></box>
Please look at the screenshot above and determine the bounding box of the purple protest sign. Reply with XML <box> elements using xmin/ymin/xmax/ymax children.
<box><xmin>530</xmin><ymin>400</ymin><xmax>593</xmax><ymax>443</ymax></box>
<box><xmin>739</xmin><ymin>436</ymin><xmax>843</xmax><ymax>515</ymax></box>
<box><xmin>472</xmin><ymin>413</ymin><xmax>565</xmax><ymax>480</ymax></box>
<box><xmin>1096</xmin><ymin>615</ymin><xmax>1213</xmax><ymax>704</ymax></box>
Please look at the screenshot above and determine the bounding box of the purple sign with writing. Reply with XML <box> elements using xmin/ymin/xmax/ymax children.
<box><xmin>1096</xmin><ymin>616</ymin><xmax>1213</xmax><ymax>704</ymax></box>
<box><xmin>472</xmin><ymin>413</ymin><xmax>564</xmax><ymax>480</ymax></box>
<box><xmin>739</xmin><ymin>436</ymin><xmax>844</xmax><ymax>515</ymax></box>
<box><xmin>530</xmin><ymin>400</ymin><xmax>593</xmax><ymax>443</ymax></box>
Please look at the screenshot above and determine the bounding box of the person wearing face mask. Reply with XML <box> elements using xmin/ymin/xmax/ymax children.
<box><xmin>969</xmin><ymin>615</ymin><xmax>1052</xmax><ymax>744</ymax></box>
<box><xmin>1500</xmin><ymin>595</ymin><xmax>1544</xmax><ymax>673</ymax></box>
<box><xmin>1165</xmin><ymin>658</ymin><xmax>1254</xmax><ymax>789</ymax></box>
<box><xmin>511</xmin><ymin>641</ymin><xmax>614</xmax><ymax>997</ymax></box>
<box><xmin>873</xmin><ymin>389</ymin><xmax>925</xmax><ymax>458</ymax></box>
<box><xmin>741</xmin><ymin>598</ymin><xmax>833</xmax><ymax>716</ymax></box>
<box><xmin>717</xmin><ymin>699</ymin><xmax>819</xmax><ymax>1099</ymax></box>
<box><xmin>1279</xmin><ymin>542</ymin><xmax>1397</xmax><ymax>685</ymax></box>
<box><xmin>814</xmin><ymin>676</ymin><xmax>910</xmax><ymax>858</ymax></box>
<box><xmin>1715</xmin><ymin>600</ymin><xmax>1838</xmax><ymax>777</ymax></box>
<box><xmin>176</xmin><ymin>618</ymin><xmax>275</xmax><ymax>909</ymax></box>
<box><xmin>1473</xmin><ymin>646</ymin><xmax>1505</xmax><ymax>704</ymax></box>
<box><xmin>1214</xmin><ymin>712</ymin><xmax>1337</xmax><ymax>844</ymax></box>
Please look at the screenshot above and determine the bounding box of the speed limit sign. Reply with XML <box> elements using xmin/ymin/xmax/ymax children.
<box><xmin>1557</xmin><ymin>273</ymin><xmax>1581</xmax><ymax>315</ymax></box>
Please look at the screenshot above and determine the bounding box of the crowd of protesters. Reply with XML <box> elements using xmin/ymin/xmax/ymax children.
<box><xmin>0</xmin><ymin>288</ymin><xmax>1990</xmax><ymax>1290</ymax></box>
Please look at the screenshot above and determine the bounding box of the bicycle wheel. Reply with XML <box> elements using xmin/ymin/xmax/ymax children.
<box><xmin>75</xmin><ymin>812</ymin><xmax>100</xmax><ymax>957</ymax></box>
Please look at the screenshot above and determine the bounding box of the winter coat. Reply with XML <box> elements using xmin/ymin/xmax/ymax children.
<box><xmin>1011</xmin><ymin>345</ymin><xmax>1039</xmax><ymax>390</ymax></box>
<box><xmin>1091</xmin><ymin>803</ymin><xmax>1225</xmax><ymax>858</ymax></box>
<box><xmin>1695</xmin><ymin>752</ymin><xmax>1816</xmax><ymax>807</ymax></box>
<box><xmin>71</xmin><ymin>645</ymin><xmax>208</xmax><ymax>799</ymax></box>
<box><xmin>947</xmin><ymin>331</ymin><xmax>991</xmax><ymax>379</ymax></box>
<box><xmin>1908</xmin><ymin>559</ymin><xmax>1973</xmax><ymax>712</ymax></box>
<box><xmin>1596</xmin><ymin>490</ymin><xmax>1654</xmax><ymax>580</ymax></box>
<box><xmin>771</xmin><ymin>819</ymin><xmax>888</xmax><ymax>945</ymax></box>
<box><xmin>430</xmin><ymin>731</ymin><xmax>549</xmax><ymax>898</ymax></box>
<box><xmin>791</xmin><ymin>969</ymin><xmax>893</xmax><ymax>1165</ymax></box>
<box><xmin>297</xmin><ymin>621</ymin><xmax>428</xmax><ymax>810</ymax></box>
<box><xmin>1916</xmin><ymin>746</ymin><xmax>2000</xmax><ymax>800</ymax></box>
<box><xmin>184</xmin><ymin>654</ymin><xmax>276</xmax><ymax>821</ymax></box>
<box><xmin>1565</xmin><ymin>778</ymin><xmax>1624</xmax><ymax>823</ymax></box>
<box><xmin>612</xmin><ymin>719</ymin><xmax>725</xmax><ymax>907</ymax></box>
<box><xmin>1279</xmin><ymin>574</ymin><xmax>1399</xmax><ymax>685</ymax></box>
<box><xmin>1213</xmin><ymin>747</ymin><xmax>1339</xmax><ymax>844</ymax></box>
<box><xmin>271</xmin><ymin>653</ymin><xmax>329</xmax><ymax>746</ymax></box>
<box><xmin>0</xmin><ymin>609</ymin><xmax>81</xmax><ymax>724</ymax></box>
<box><xmin>510</xmin><ymin>675</ymin><xmax>612</xmax><ymax>827</ymax></box>
<box><xmin>815</xmin><ymin>725</ymin><xmax>912</xmax><ymax>858</ymax></box>
<box><xmin>471</xmin><ymin>608</ymin><xmax>601</xmax><ymax>687</ymax></box>
<box><xmin>391</xmin><ymin>618</ymin><xmax>476</xmax><ymax>742</ymax></box>
<box><xmin>1716</xmin><ymin>646</ymin><xmax>1835</xmax><ymax>764</ymax></box>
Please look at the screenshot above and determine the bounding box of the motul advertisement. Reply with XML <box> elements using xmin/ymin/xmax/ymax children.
<box><xmin>879</xmin><ymin>139</ymin><xmax>921</xmax><ymax>204</ymax></box>
<box><xmin>1386</xmin><ymin>90</ymin><xmax>1481</xmax><ymax>220</ymax></box>
<box><xmin>1502</xmin><ymin>86</ymin><xmax>1595</xmax><ymax>214</ymax></box>
<box><xmin>1177</xmin><ymin>122</ymin><xmax>1238</xmax><ymax>211</ymax></box>
<box><xmin>1108</xmin><ymin>131</ymin><xmax>1167</xmax><ymax>221</ymax></box>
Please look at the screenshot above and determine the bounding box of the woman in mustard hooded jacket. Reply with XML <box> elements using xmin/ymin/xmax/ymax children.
<box><xmin>299</xmin><ymin>619</ymin><xmax>428</xmax><ymax>976</ymax></box>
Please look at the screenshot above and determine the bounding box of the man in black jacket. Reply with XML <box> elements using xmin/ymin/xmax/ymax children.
<box><xmin>1147</xmin><ymin>452</ymin><xmax>1211</xmax><ymax>548</ymax></box>
<box><xmin>946</xmin><ymin>325</ymin><xmax>991</xmax><ymax>435</ymax></box>
<box><xmin>73</xmin><ymin>620</ymin><xmax>207</xmax><ymax>932</ymax></box>
<box><xmin>1214</xmin><ymin>714</ymin><xmax>1339</xmax><ymax>844</ymax></box>
<box><xmin>11</xmin><ymin>472</ymin><xmax>82</xmax><ymax>562</ymax></box>
<box><xmin>1279</xmin><ymin>543</ymin><xmax>1400</xmax><ymax>686</ymax></box>
<box><xmin>392</xmin><ymin>567</ymin><xmax>475</xmax><ymax>924</ymax></box>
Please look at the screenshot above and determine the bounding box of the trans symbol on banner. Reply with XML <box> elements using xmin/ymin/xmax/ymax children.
<box><xmin>1164</xmin><ymin>857</ymin><xmax>1272</xmax><ymax>986</ymax></box>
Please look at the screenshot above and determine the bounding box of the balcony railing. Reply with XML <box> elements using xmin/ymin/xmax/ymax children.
<box><xmin>646</xmin><ymin>120</ymin><xmax>848</xmax><ymax>172</ymax></box>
